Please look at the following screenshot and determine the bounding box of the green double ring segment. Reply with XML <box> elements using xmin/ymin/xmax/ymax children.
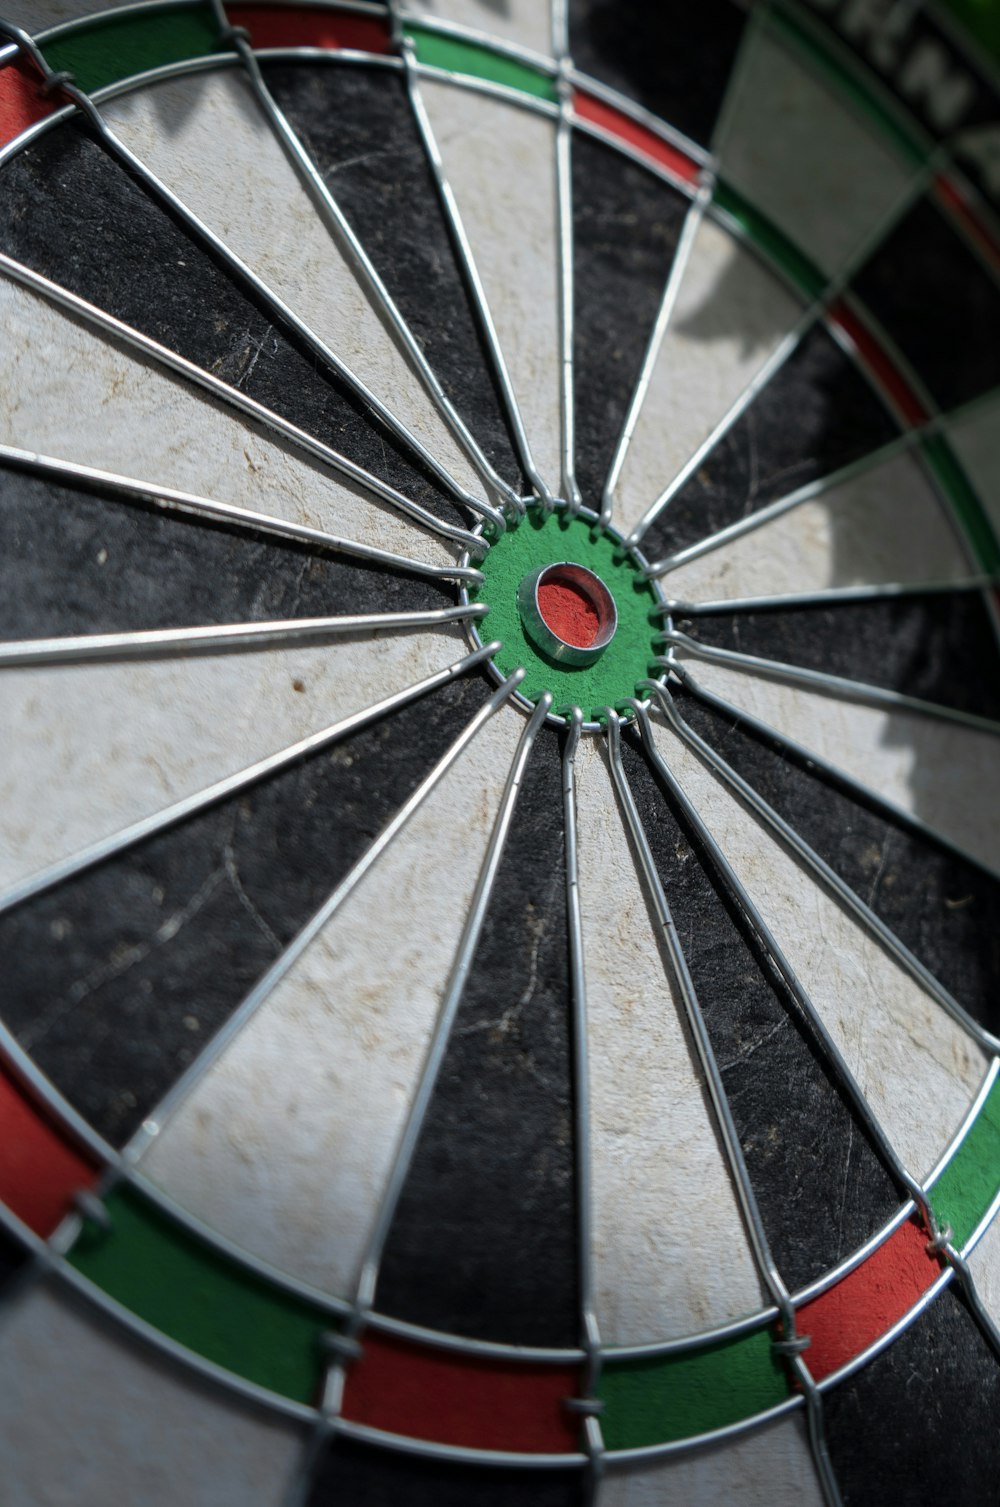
<box><xmin>472</xmin><ymin>508</ymin><xmax>661</xmax><ymax>722</ymax></box>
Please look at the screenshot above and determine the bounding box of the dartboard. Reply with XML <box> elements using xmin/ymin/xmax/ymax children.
<box><xmin>2</xmin><ymin>0</ymin><xmax>1000</xmax><ymax>1502</ymax></box>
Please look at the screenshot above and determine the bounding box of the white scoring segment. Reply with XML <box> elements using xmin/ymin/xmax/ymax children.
<box><xmin>402</xmin><ymin>0</ymin><xmax>556</xmax><ymax>58</ymax></box>
<box><xmin>573</xmin><ymin>736</ymin><xmax>766</xmax><ymax>1346</ymax></box>
<box><xmin>1</xmin><ymin>0</ymin><xmax>100</xmax><ymax>29</ymax></box>
<box><xmin>0</xmin><ymin>277</ymin><xmax>456</xmax><ymax>569</ymax></box>
<box><xmin>646</xmin><ymin>715</ymin><xmax>988</xmax><ymax>1184</ymax></box>
<box><xmin>662</xmin><ymin>448</ymin><xmax>974</xmax><ymax>603</ymax></box>
<box><xmin>598</xmin><ymin>1414</ymin><xmax>826</xmax><ymax>1507</ymax></box>
<box><xmin>719</xmin><ymin>21</ymin><xmax>914</xmax><ymax>276</ymax></box>
<box><xmin>137</xmin><ymin>704</ymin><xmax>523</xmax><ymax>1300</ymax></box>
<box><xmin>0</xmin><ymin>1282</ymin><xmax>306</xmax><ymax>1507</ymax></box>
<box><xmin>672</xmin><ymin>654</ymin><xmax>1000</xmax><ymax>878</ymax></box>
<box><xmin>0</xmin><ymin>628</ymin><xmax>468</xmax><ymax>898</ymax></box>
<box><xmin>97</xmin><ymin>70</ymin><xmax>489</xmax><ymax>507</ymax></box>
<box><xmin>614</xmin><ymin>216</ymin><xmax>803</xmax><ymax>539</ymax></box>
<box><xmin>944</xmin><ymin>391</ymin><xmax>1000</xmax><ymax>542</ymax></box>
<box><xmin>413</xmin><ymin>76</ymin><xmax>564</xmax><ymax>497</ymax></box>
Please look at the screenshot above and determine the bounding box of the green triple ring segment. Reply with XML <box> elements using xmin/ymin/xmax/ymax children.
<box><xmin>471</xmin><ymin>508</ymin><xmax>662</xmax><ymax>722</ymax></box>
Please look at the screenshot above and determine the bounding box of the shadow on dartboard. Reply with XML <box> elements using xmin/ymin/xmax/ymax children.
<box><xmin>2</xmin><ymin>1</ymin><xmax>1000</xmax><ymax>1503</ymax></box>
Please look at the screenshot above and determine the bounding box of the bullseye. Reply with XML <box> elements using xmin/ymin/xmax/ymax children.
<box><xmin>517</xmin><ymin>562</ymin><xmax>618</xmax><ymax>666</ymax></box>
<box><xmin>537</xmin><ymin>578</ymin><xmax>600</xmax><ymax>648</ymax></box>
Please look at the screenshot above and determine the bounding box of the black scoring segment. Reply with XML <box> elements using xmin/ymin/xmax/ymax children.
<box><xmin>640</xmin><ymin>322</ymin><xmax>899</xmax><ymax>565</ymax></box>
<box><xmin>0</xmin><ymin>1224</ymin><xmax>28</xmax><ymax>1299</ymax></box>
<box><xmin>851</xmin><ymin>196</ymin><xmax>1000</xmax><ymax>412</ymax></box>
<box><xmin>619</xmin><ymin>730</ymin><xmax>899</xmax><ymax>1291</ymax></box>
<box><xmin>572</xmin><ymin>130</ymin><xmax>689</xmax><ymax>511</ymax></box>
<box><xmin>0</xmin><ymin>674</ymin><xmax>492</xmax><ymax>1145</ymax></box>
<box><xmin>569</xmin><ymin>0</ymin><xmax>748</xmax><ymax>149</ymax></box>
<box><xmin>823</xmin><ymin>1285</ymin><xmax>1000</xmax><ymax>1506</ymax></box>
<box><xmin>0</xmin><ymin>121</ymin><xmax>465</xmax><ymax>529</ymax></box>
<box><xmin>375</xmin><ymin>727</ymin><xmax>578</xmax><ymax>1347</ymax></box>
<box><xmin>306</xmin><ymin>1437</ymin><xmax>585</xmax><ymax>1507</ymax></box>
<box><xmin>683</xmin><ymin>590</ymin><xmax>1000</xmax><ymax>721</ymax></box>
<box><xmin>262</xmin><ymin>62</ymin><xmax>523</xmax><ymax>490</ymax></box>
<box><xmin>0</xmin><ymin>462</ymin><xmax>452</xmax><ymax>642</ymax></box>
<box><xmin>675</xmin><ymin>686</ymin><xmax>1000</xmax><ymax>1038</ymax></box>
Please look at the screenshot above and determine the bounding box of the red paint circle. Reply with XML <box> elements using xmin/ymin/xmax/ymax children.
<box><xmin>537</xmin><ymin>579</ymin><xmax>602</xmax><ymax>648</ymax></box>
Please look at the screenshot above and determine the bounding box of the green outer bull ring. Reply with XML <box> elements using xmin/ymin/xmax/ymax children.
<box><xmin>460</xmin><ymin>502</ymin><xmax>670</xmax><ymax>730</ymax></box>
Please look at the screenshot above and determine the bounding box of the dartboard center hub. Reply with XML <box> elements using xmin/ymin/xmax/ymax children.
<box><xmin>468</xmin><ymin>506</ymin><xmax>663</xmax><ymax>723</ymax></box>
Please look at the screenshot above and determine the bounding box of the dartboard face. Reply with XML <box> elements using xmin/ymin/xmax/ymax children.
<box><xmin>2</xmin><ymin>1</ymin><xmax>1000</xmax><ymax>1503</ymax></box>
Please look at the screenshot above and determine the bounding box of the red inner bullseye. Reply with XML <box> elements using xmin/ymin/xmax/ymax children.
<box><xmin>537</xmin><ymin>579</ymin><xmax>601</xmax><ymax>649</ymax></box>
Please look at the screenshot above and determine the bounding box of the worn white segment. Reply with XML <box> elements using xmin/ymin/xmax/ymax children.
<box><xmin>573</xmin><ymin>736</ymin><xmax>765</xmax><ymax>1345</ymax></box>
<box><xmin>965</xmin><ymin>1204</ymin><xmax>1000</xmax><ymax>1338</ymax></box>
<box><xmin>138</xmin><ymin>704</ymin><xmax>523</xmax><ymax>1298</ymax></box>
<box><xmin>617</xmin><ymin>218</ymin><xmax>803</xmax><ymax>538</ymax></box>
<box><xmin>0</xmin><ymin>277</ymin><xmax>454</xmax><ymax>568</ymax></box>
<box><xmin>945</xmin><ymin>392</ymin><xmax>1000</xmax><ymax>540</ymax></box>
<box><xmin>403</xmin><ymin>0</ymin><xmax>554</xmax><ymax>56</ymax></box>
<box><xmin>648</xmin><ymin>715</ymin><xmax>987</xmax><ymax>1180</ymax></box>
<box><xmin>98</xmin><ymin>70</ymin><xmax>487</xmax><ymax>505</ymax></box>
<box><xmin>0</xmin><ymin>626</ymin><xmax>466</xmax><ymax>894</ymax></box>
<box><xmin>663</xmin><ymin>449</ymin><xmax>972</xmax><ymax>603</ymax></box>
<box><xmin>0</xmin><ymin>1282</ymin><xmax>305</xmax><ymax>1507</ymax></box>
<box><xmin>674</xmin><ymin>653</ymin><xmax>1000</xmax><ymax>876</ymax></box>
<box><xmin>720</xmin><ymin>24</ymin><xmax>912</xmax><ymax>276</ymax></box>
<box><xmin>599</xmin><ymin>1414</ymin><xmax>825</xmax><ymax>1507</ymax></box>
<box><xmin>4</xmin><ymin>0</ymin><xmax>108</xmax><ymax>30</ymax></box>
<box><xmin>416</xmin><ymin>77</ymin><xmax>563</xmax><ymax>493</ymax></box>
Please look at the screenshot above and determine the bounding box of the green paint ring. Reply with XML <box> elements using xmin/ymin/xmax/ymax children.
<box><xmin>470</xmin><ymin>508</ymin><xmax>662</xmax><ymax>722</ymax></box>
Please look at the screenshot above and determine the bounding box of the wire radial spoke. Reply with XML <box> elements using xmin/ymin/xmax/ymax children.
<box><xmin>630</xmin><ymin>695</ymin><xmax>1000</xmax><ymax>1381</ymax></box>
<box><xmin>599</xmin><ymin>183</ymin><xmax>711</xmax><ymax>529</ymax></box>
<box><xmin>315</xmin><ymin>686</ymin><xmax>551</xmax><ymax>1415</ymax></box>
<box><xmin>669</xmin><ymin>659</ymin><xmax>1000</xmax><ymax>881</ymax></box>
<box><xmin>659</xmin><ymin>632</ymin><xmax>1000</xmax><ymax>737</ymax></box>
<box><xmin>640</xmin><ymin>678</ymin><xmax>1000</xmax><ymax>1056</ymax></box>
<box><xmin>0</xmin><ymin>25</ymin><xmax>493</xmax><ymax>524</ymax></box>
<box><xmin>127</xmin><ymin>667</ymin><xmax>526</xmax><ymax>1159</ymax></box>
<box><xmin>624</xmin><ymin>699</ymin><xmax>952</xmax><ymax>1232</ymax></box>
<box><xmin>641</xmin><ymin>419</ymin><xmax>993</xmax><ymax>589</ymax></box>
<box><xmin>394</xmin><ymin>12</ymin><xmax>555</xmax><ymax>507</ymax></box>
<box><xmin>0</xmin><ymin>254</ymin><xmax>486</xmax><ymax>560</ymax></box>
<box><xmin>6</xmin><ymin>18</ymin><xmax>998</xmax><ymax>1490</ymax></box>
<box><xmin>602</xmin><ymin>0</ymin><xmax>765</xmax><ymax>536</ymax></box>
<box><xmin>604</xmin><ymin>710</ymin><xmax>842</xmax><ymax>1507</ymax></box>
<box><xmin>555</xmin><ymin>38</ymin><xmax>582</xmax><ymax>514</ymax></box>
<box><xmin>656</xmin><ymin>580</ymin><xmax>998</xmax><ymax>616</ymax></box>
<box><xmin>624</xmin><ymin>318</ymin><xmax>803</xmax><ymax>550</ymax></box>
<box><xmin>0</xmin><ymin>605</ymin><xmax>487</xmax><ymax>669</ymax></box>
<box><xmin>206</xmin><ymin>6</ymin><xmax>517</xmax><ymax>531</ymax></box>
<box><xmin>597</xmin><ymin>0</ymin><xmax>761</xmax><ymax>537</ymax></box>
<box><xmin>626</xmin><ymin>146</ymin><xmax>943</xmax><ymax>551</ymax></box>
<box><xmin>646</xmin><ymin>442</ymin><xmax>976</xmax><ymax>607</ymax></box>
<box><xmin>561</xmin><ymin>709</ymin><xmax>604</xmax><ymax>1491</ymax></box>
<box><xmin>352</xmin><ymin>688</ymin><xmax>553</xmax><ymax>1315</ymax></box>
<box><xmin>642</xmin><ymin>432</ymin><xmax>914</xmax><ymax>578</ymax></box>
<box><xmin>0</xmin><ymin>641</ymin><xmax>500</xmax><ymax>918</ymax></box>
<box><xmin>0</xmin><ymin>448</ymin><xmax>484</xmax><ymax>587</ymax></box>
